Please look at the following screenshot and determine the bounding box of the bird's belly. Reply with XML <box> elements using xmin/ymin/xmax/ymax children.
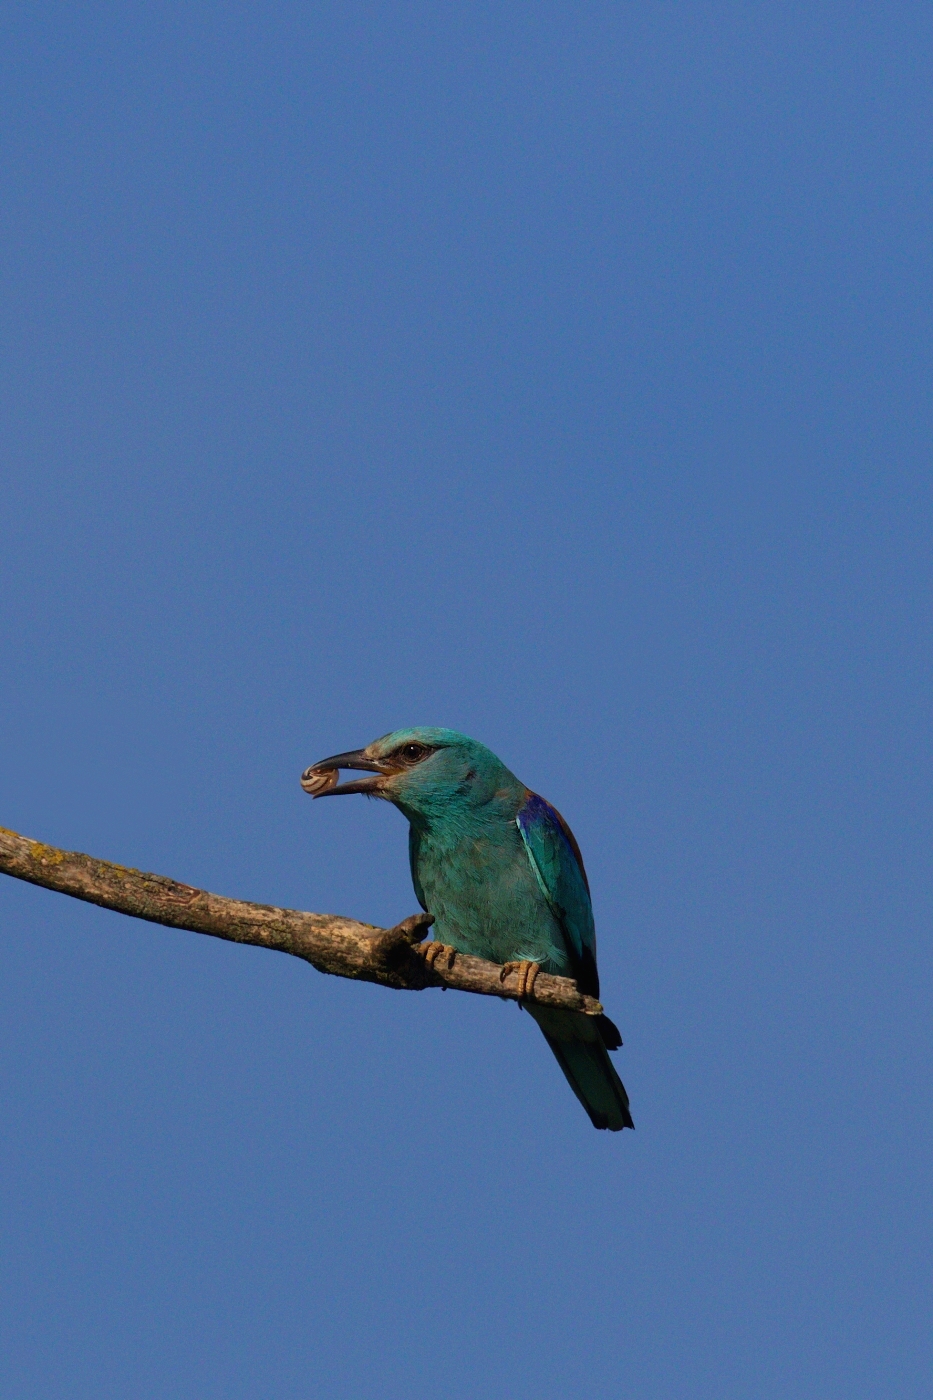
<box><xmin>417</xmin><ymin>845</ymin><xmax>568</xmax><ymax>972</ymax></box>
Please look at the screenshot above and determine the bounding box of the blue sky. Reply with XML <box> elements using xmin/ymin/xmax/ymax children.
<box><xmin>1</xmin><ymin>5</ymin><xmax>931</xmax><ymax>1397</ymax></box>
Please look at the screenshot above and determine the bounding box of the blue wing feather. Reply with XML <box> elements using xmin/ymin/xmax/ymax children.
<box><xmin>516</xmin><ymin>793</ymin><xmax>600</xmax><ymax>997</ymax></box>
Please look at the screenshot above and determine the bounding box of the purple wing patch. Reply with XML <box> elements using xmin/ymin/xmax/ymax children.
<box><xmin>519</xmin><ymin>792</ymin><xmax>591</xmax><ymax>894</ymax></box>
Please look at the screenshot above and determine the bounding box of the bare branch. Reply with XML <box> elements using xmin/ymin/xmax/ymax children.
<box><xmin>0</xmin><ymin>824</ymin><xmax>604</xmax><ymax>1015</ymax></box>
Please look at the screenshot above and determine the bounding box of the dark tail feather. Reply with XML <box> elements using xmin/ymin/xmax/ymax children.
<box><xmin>596</xmin><ymin>1012</ymin><xmax>623</xmax><ymax>1050</ymax></box>
<box><xmin>526</xmin><ymin>1005</ymin><xmax>634</xmax><ymax>1131</ymax></box>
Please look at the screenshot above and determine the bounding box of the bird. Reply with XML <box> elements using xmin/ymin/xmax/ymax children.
<box><xmin>301</xmin><ymin>727</ymin><xmax>633</xmax><ymax>1131</ymax></box>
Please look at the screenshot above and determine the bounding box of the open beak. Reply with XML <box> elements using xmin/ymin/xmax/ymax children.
<box><xmin>300</xmin><ymin>748</ymin><xmax>389</xmax><ymax>798</ymax></box>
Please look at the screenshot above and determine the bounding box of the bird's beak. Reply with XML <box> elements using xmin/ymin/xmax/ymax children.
<box><xmin>300</xmin><ymin>748</ymin><xmax>389</xmax><ymax>797</ymax></box>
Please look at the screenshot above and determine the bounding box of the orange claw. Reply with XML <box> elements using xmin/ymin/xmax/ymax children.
<box><xmin>420</xmin><ymin>941</ymin><xmax>457</xmax><ymax>970</ymax></box>
<box><xmin>499</xmin><ymin>960</ymin><xmax>540</xmax><ymax>999</ymax></box>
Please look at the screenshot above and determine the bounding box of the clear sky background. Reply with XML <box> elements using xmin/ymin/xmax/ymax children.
<box><xmin>1</xmin><ymin>4</ymin><xmax>931</xmax><ymax>1397</ymax></box>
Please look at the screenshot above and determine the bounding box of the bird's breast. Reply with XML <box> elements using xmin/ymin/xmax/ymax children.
<box><xmin>413</xmin><ymin>821</ymin><xmax>568</xmax><ymax>971</ymax></box>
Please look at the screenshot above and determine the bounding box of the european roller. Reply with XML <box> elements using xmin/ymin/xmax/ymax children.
<box><xmin>301</xmin><ymin>728</ymin><xmax>633</xmax><ymax>1131</ymax></box>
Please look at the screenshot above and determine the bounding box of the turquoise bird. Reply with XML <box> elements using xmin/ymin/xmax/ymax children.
<box><xmin>301</xmin><ymin>728</ymin><xmax>633</xmax><ymax>1131</ymax></box>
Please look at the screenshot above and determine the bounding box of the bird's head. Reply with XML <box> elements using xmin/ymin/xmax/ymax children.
<box><xmin>301</xmin><ymin>727</ymin><xmax>524</xmax><ymax>823</ymax></box>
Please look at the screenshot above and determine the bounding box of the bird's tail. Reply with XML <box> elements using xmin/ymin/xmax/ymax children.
<box><xmin>526</xmin><ymin>1005</ymin><xmax>634</xmax><ymax>1131</ymax></box>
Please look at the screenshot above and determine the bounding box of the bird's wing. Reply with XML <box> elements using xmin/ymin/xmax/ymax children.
<box><xmin>408</xmin><ymin>825</ymin><xmax>429</xmax><ymax>911</ymax></box>
<box><xmin>516</xmin><ymin>792</ymin><xmax>600</xmax><ymax>999</ymax></box>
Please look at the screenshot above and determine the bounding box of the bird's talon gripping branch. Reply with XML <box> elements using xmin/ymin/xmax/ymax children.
<box><xmin>499</xmin><ymin>960</ymin><xmax>541</xmax><ymax>1000</ymax></box>
<box><xmin>419</xmin><ymin>940</ymin><xmax>457</xmax><ymax>970</ymax></box>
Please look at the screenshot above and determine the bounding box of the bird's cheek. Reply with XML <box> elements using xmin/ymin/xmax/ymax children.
<box><xmin>377</xmin><ymin>773</ymin><xmax>404</xmax><ymax>800</ymax></box>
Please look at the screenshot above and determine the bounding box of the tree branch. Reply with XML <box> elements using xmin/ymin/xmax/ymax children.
<box><xmin>0</xmin><ymin>824</ymin><xmax>604</xmax><ymax>1015</ymax></box>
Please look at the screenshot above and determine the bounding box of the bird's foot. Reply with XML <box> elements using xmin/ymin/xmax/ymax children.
<box><xmin>418</xmin><ymin>940</ymin><xmax>458</xmax><ymax>971</ymax></box>
<box><xmin>499</xmin><ymin>960</ymin><xmax>541</xmax><ymax>1000</ymax></box>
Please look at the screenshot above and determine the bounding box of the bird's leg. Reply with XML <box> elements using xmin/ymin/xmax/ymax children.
<box><xmin>499</xmin><ymin>961</ymin><xmax>541</xmax><ymax>1000</ymax></box>
<box><xmin>418</xmin><ymin>939</ymin><xmax>458</xmax><ymax>970</ymax></box>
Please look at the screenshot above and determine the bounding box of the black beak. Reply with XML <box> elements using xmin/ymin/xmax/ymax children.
<box><xmin>300</xmin><ymin>748</ymin><xmax>388</xmax><ymax>797</ymax></box>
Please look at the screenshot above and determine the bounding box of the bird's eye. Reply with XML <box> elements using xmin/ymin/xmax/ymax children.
<box><xmin>398</xmin><ymin>742</ymin><xmax>430</xmax><ymax>763</ymax></box>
